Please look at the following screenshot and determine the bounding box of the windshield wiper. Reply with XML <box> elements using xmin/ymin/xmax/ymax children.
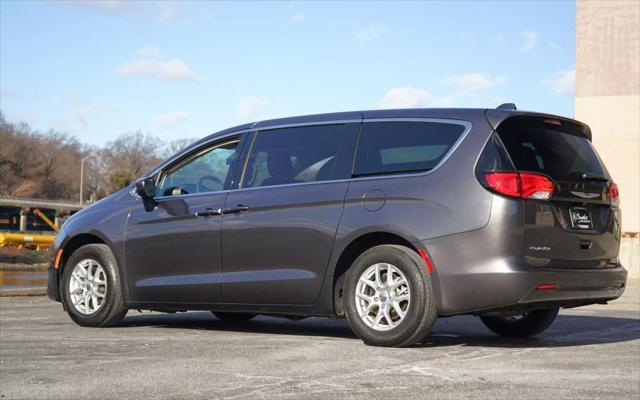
<box><xmin>581</xmin><ymin>172</ymin><xmax>609</xmax><ymax>182</ymax></box>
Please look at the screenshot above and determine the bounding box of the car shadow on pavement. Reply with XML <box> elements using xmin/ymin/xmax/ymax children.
<box><xmin>118</xmin><ymin>311</ymin><xmax>640</xmax><ymax>348</ymax></box>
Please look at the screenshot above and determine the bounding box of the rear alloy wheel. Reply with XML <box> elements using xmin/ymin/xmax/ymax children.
<box><xmin>212</xmin><ymin>312</ymin><xmax>257</xmax><ymax>322</ymax></box>
<box><xmin>61</xmin><ymin>244</ymin><xmax>127</xmax><ymax>327</ymax></box>
<box><xmin>480</xmin><ymin>308</ymin><xmax>559</xmax><ymax>338</ymax></box>
<box><xmin>344</xmin><ymin>245</ymin><xmax>437</xmax><ymax>347</ymax></box>
<box><xmin>354</xmin><ymin>263</ymin><xmax>411</xmax><ymax>331</ymax></box>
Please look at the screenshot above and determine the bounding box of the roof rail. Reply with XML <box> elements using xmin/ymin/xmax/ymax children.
<box><xmin>496</xmin><ymin>103</ymin><xmax>517</xmax><ymax>110</ymax></box>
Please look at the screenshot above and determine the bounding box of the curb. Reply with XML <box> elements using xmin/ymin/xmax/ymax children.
<box><xmin>0</xmin><ymin>288</ymin><xmax>47</xmax><ymax>297</ymax></box>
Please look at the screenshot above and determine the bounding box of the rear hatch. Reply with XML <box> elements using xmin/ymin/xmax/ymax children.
<box><xmin>481</xmin><ymin>115</ymin><xmax>621</xmax><ymax>268</ymax></box>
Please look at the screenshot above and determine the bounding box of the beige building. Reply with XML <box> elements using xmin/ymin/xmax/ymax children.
<box><xmin>575</xmin><ymin>0</ymin><xmax>640</xmax><ymax>233</ymax></box>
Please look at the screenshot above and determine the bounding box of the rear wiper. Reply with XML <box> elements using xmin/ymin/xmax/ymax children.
<box><xmin>581</xmin><ymin>172</ymin><xmax>609</xmax><ymax>182</ymax></box>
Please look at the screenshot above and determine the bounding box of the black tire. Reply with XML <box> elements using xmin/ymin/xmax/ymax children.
<box><xmin>344</xmin><ymin>245</ymin><xmax>437</xmax><ymax>347</ymax></box>
<box><xmin>60</xmin><ymin>244</ymin><xmax>127</xmax><ymax>327</ymax></box>
<box><xmin>212</xmin><ymin>312</ymin><xmax>257</xmax><ymax>322</ymax></box>
<box><xmin>480</xmin><ymin>308</ymin><xmax>559</xmax><ymax>338</ymax></box>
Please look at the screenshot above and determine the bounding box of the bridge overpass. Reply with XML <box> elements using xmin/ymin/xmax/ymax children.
<box><xmin>0</xmin><ymin>197</ymin><xmax>86</xmax><ymax>233</ymax></box>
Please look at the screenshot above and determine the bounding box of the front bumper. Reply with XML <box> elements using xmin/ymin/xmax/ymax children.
<box><xmin>47</xmin><ymin>267</ymin><xmax>60</xmax><ymax>302</ymax></box>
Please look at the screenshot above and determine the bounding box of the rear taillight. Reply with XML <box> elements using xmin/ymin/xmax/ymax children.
<box><xmin>609</xmin><ymin>182</ymin><xmax>619</xmax><ymax>206</ymax></box>
<box><xmin>484</xmin><ymin>172</ymin><xmax>554</xmax><ymax>200</ymax></box>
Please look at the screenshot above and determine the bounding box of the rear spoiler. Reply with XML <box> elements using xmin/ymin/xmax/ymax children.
<box><xmin>485</xmin><ymin>106</ymin><xmax>592</xmax><ymax>141</ymax></box>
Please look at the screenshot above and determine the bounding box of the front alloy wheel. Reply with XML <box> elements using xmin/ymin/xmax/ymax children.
<box><xmin>68</xmin><ymin>259</ymin><xmax>108</xmax><ymax>315</ymax></box>
<box><xmin>61</xmin><ymin>244</ymin><xmax>127</xmax><ymax>327</ymax></box>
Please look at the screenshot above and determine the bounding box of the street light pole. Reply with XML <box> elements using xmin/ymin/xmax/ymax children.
<box><xmin>80</xmin><ymin>156</ymin><xmax>89</xmax><ymax>204</ymax></box>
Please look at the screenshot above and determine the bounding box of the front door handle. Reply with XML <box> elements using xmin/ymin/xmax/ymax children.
<box><xmin>222</xmin><ymin>205</ymin><xmax>249</xmax><ymax>215</ymax></box>
<box><xmin>195</xmin><ymin>208</ymin><xmax>222</xmax><ymax>217</ymax></box>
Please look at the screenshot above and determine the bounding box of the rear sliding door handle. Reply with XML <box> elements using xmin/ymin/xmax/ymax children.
<box><xmin>222</xmin><ymin>205</ymin><xmax>249</xmax><ymax>215</ymax></box>
<box><xmin>195</xmin><ymin>208</ymin><xmax>222</xmax><ymax>217</ymax></box>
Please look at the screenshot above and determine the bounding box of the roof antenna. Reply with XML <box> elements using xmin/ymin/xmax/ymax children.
<box><xmin>497</xmin><ymin>103</ymin><xmax>517</xmax><ymax>110</ymax></box>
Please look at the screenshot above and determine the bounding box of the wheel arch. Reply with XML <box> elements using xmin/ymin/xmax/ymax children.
<box><xmin>57</xmin><ymin>231</ymin><xmax>128</xmax><ymax>303</ymax></box>
<box><xmin>330</xmin><ymin>231</ymin><xmax>421</xmax><ymax>316</ymax></box>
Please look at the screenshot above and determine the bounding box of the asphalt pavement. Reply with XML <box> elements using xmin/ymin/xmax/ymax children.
<box><xmin>1</xmin><ymin>277</ymin><xmax>639</xmax><ymax>400</ymax></box>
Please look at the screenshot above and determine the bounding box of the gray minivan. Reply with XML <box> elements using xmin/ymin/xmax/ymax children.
<box><xmin>47</xmin><ymin>105</ymin><xmax>627</xmax><ymax>347</ymax></box>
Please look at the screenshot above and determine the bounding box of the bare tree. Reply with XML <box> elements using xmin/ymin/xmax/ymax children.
<box><xmin>161</xmin><ymin>138</ymin><xmax>198</xmax><ymax>159</ymax></box>
<box><xmin>98</xmin><ymin>131</ymin><xmax>163</xmax><ymax>193</ymax></box>
<box><xmin>0</xmin><ymin>111</ymin><xmax>191</xmax><ymax>200</ymax></box>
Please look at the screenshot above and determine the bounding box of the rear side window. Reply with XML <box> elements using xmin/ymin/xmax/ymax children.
<box><xmin>243</xmin><ymin>124</ymin><xmax>349</xmax><ymax>188</ymax></box>
<box><xmin>497</xmin><ymin>117</ymin><xmax>606</xmax><ymax>181</ymax></box>
<box><xmin>354</xmin><ymin>121</ymin><xmax>467</xmax><ymax>176</ymax></box>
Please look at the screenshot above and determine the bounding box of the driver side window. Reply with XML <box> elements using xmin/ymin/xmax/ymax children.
<box><xmin>157</xmin><ymin>139</ymin><xmax>240</xmax><ymax>197</ymax></box>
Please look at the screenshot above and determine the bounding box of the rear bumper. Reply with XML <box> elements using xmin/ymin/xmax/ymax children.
<box><xmin>436</xmin><ymin>262</ymin><xmax>627</xmax><ymax>315</ymax></box>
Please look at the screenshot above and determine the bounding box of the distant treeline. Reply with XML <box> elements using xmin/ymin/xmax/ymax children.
<box><xmin>0</xmin><ymin>111</ymin><xmax>195</xmax><ymax>201</ymax></box>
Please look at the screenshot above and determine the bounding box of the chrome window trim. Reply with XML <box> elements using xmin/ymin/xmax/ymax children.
<box><xmin>235</xmin><ymin>178</ymin><xmax>351</xmax><ymax>193</ymax></box>
<box><xmin>255</xmin><ymin>119</ymin><xmax>361</xmax><ymax>132</ymax></box>
<box><xmin>350</xmin><ymin>118</ymin><xmax>473</xmax><ymax>183</ymax></box>
<box><xmin>145</xmin><ymin>119</ymin><xmax>360</xmax><ymax>179</ymax></box>
<box><xmin>132</xmin><ymin>117</ymin><xmax>472</xmax><ymax>198</ymax></box>
<box><xmin>148</xmin><ymin>189</ymin><xmax>231</xmax><ymax>202</ymax></box>
<box><xmin>153</xmin><ymin>137</ymin><xmax>242</xmax><ymax>201</ymax></box>
<box><xmin>237</xmin><ymin>120</ymin><xmax>360</xmax><ymax>190</ymax></box>
<box><xmin>147</xmin><ymin>129</ymin><xmax>255</xmax><ymax>178</ymax></box>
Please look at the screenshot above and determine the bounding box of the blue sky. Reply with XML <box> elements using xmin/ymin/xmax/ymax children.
<box><xmin>0</xmin><ymin>0</ymin><xmax>576</xmax><ymax>146</ymax></box>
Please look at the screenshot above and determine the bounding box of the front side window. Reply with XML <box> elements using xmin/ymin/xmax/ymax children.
<box><xmin>157</xmin><ymin>140</ymin><xmax>240</xmax><ymax>196</ymax></box>
<box><xmin>354</xmin><ymin>121</ymin><xmax>467</xmax><ymax>176</ymax></box>
<box><xmin>242</xmin><ymin>124</ymin><xmax>348</xmax><ymax>188</ymax></box>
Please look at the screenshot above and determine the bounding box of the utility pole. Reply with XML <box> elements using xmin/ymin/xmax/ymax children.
<box><xmin>79</xmin><ymin>156</ymin><xmax>89</xmax><ymax>204</ymax></box>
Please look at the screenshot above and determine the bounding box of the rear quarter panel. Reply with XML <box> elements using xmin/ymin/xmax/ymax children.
<box><xmin>326</xmin><ymin>112</ymin><xmax>495</xmax><ymax>278</ymax></box>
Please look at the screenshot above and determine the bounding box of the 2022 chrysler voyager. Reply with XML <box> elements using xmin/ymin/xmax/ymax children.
<box><xmin>47</xmin><ymin>105</ymin><xmax>627</xmax><ymax>347</ymax></box>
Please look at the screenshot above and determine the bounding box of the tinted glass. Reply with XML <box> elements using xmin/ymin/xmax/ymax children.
<box><xmin>475</xmin><ymin>134</ymin><xmax>514</xmax><ymax>173</ymax></box>
<box><xmin>497</xmin><ymin>117</ymin><xmax>606</xmax><ymax>181</ymax></box>
<box><xmin>158</xmin><ymin>140</ymin><xmax>239</xmax><ymax>196</ymax></box>
<box><xmin>243</xmin><ymin>124</ymin><xmax>348</xmax><ymax>188</ymax></box>
<box><xmin>354</xmin><ymin>121</ymin><xmax>466</xmax><ymax>176</ymax></box>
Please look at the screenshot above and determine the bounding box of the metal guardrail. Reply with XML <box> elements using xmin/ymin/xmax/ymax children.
<box><xmin>0</xmin><ymin>232</ymin><xmax>55</xmax><ymax>250</ymax></box>
<box><xmin>0</xmin><ymin>197</ymin><xmax>86</xmax><ymax>211</ymax></box>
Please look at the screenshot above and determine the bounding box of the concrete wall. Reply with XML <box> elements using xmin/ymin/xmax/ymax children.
<box><xmin>575</xmin><ymin>0</ymin><xmax>640</xmax><ymax>233</ymax></box>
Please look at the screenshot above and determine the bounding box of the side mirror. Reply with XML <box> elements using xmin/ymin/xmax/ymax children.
<box><xmin>135</xmin><ymin>178</ymin><xmax>157</xmax><ymax>212</ymax></box>
<box><xmin>135</xmin><ymin>178</ymin><xmax>156</xmax><ymax>199</ymax></box>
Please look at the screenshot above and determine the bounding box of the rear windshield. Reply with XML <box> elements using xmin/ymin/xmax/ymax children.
<box><xmin>354</xmin><ymin>121</ymin><xmax>467</xmax><ymax>176</ymax></box>
<box><xmin>496</xmin><ymin>117</ymin><xmax>606</xmax><ymax>182</ymax></box>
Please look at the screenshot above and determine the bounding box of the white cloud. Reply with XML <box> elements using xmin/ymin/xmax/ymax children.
<box><xmin>379</xmin><ymin>87</ymin><xmax>454</xmax><ymax>109</ymax></box>
<box><xmin>153</xmin><ymin>111</ymin><xmax>189</xmax><ymax>127</ymax></box>
<box><xmin>442</xmin><ymin>73</ymin><xmax>506</xmax><ymax>95</ymax></box>
<box><xmin>380</xmin><ymin>87</ymin><xmax>430</xmax><ymax>108</ymax></box>
<box><xmin>154</xmin><ymin>1</ymin><xmax>179</xmax><ymax>24</ymax></box>
<box><xmin>71</xmin><ymin>0</ymin><xmax>129</xmax><ymax>13</ymax></box>
<box><xmin>521</xmin><ymin>30</ymin><xmax>538</xmax><ymax>52</ymax></box>
<box><xmin>542</xmin><ymin>69</ymin><xmax>575</xmax><ymax>96</ymax></box>
<box><xmin>380</xmin><ymin>72</ymin><xmax>509</xmax><ymax>109</ymax></box>
<box><xmin>64</xmin><ymin>1</ymin><xmax>183</xmax><ymax>24</ymax></box>
<box><xmin>355</xmin><ymin>24</ymin><xmax>389</xmax><ymax>41</ymax></box>
<box><xmin>116</xmin><ymin>48</ymin><xmax>197</xmax><ymax>81</ymax></box>
<box><xmin>235</xmin><ymin>96</ymin><xmax>268</xmax><ymax>122</ymax></box>
<box><xmin>290</xmin><ymin>12</ymin><xmax>305</xmax><ymax>24</ymax></box>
